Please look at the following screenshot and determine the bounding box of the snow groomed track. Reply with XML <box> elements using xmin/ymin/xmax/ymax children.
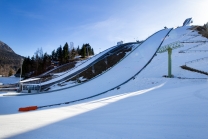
<box><xmin>0</xmin><ymin>28</ymin><xmax>172</xmax><ymax>114</ymax></box>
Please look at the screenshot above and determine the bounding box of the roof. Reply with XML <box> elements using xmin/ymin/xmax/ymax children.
<box><xmin>20</xmin><ymin>78</ymin><xmax>41</xmax><ymax>83</ymax></box>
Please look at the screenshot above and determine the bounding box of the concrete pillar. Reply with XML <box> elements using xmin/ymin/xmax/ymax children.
<box><xmin>168</xmin><ymin>47</ymin><xmax>172</xmax><ymax>78</ymax></box>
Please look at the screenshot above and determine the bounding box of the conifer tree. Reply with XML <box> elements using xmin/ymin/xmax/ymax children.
<box><xmin>91</xmin><ymin>48</ymin><xmax>94</xmax><ymax>55</ymax></box>
<box><xmin>51</xmin><ymin>50</ymin><xmax>56</xmax><ymax>60</ymax></box>
<box><xmin>63</xmin><ymin>42</ymin><xmax>69</xmax><ymax>63</ymax></box>
<box><xmin>56</xmin><ymin>45</ymin><xmax>63</xmax><ymax>64</ymax></box>
<box><xmin>80</xmin><ymin>44</ymin><xmax>86</xmax><ymax>58</ymax></box>
<box><xmin>77</xmin><ymin>46</ymin><xmax>80</xmax><ymax>55</ymax></box>
<box><xmin>71</xmin><ymin>48</ymin><xmax>76</xmax><ymax>59</ymax></box>
<box><xmin>83</xmin><ymin>45</ymin><xmax>86</xmax><ymax>58</ymax></box>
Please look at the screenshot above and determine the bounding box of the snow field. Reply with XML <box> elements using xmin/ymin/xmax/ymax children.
<box><xmin>0</xmin><ymin>77</ymin><xmax>20</xmax><ymax>85</ymax></box>
<box><xmin>0</xmin><ymin>78</ymin><xmax>207</xmax><ymax>139</ymax></box>
<box><xmin>0</xmin><ymin>26</ymin><xmax>208</xmax><ymax>138</ymax></box>
<box><xmin>0</xmin><ymin>28</ymin><xmax>172</xmax><ymax>115</ymax></box>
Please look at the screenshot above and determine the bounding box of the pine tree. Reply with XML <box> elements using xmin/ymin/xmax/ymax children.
<box><xmin>56</xmin><ymin>45</ymin><xmax>63</xmax><ymax>64</ymax></box>
<box><xmin>85</xmin><ymin>43</ymin><xmax>91</xmax><ymax>56</ymax></box>
<box><xmin>91</xmin><ymin>48</ymin><xmax>94</xmax><ymax>55</ymax></box>
<box><xmin>19</xmin><ymin>41</ymin><xmax>96</xmax><ymax>77</ymax></box>
<box><xmin>80</xmin><ymin>43</ymin><xmax>95</xmax><ymax>57</ymax></box>
<box><xmin>80</xmin><ymin>44</ymin><xmax>86</xmax><ymax>58</ymax></box>
<box><xmin>77</xmin><ymin>46</ymin><xmax>80</xmax><ymax>55</ymax></box>
<box><xmin>33</xmin><ymin>48</ymin><xmax>44</xmax><ymax>75</ymax></box>
<box><xmin>71</xmin><ymin>48</ymin><xmax>76</xmax><ymax>59</ymax></box>
<box><xmin>43</xmin><ymin>52</ymin><xmax>51</xmax><ymax>71</ymax></box>
<box><xmin>83</xmin><ymin>45</ymin><xmax>86</xmax><ymax>58</ymax></box>
<box><xmin>88</xmin><ymin>44</ymin><xmax>92</xmax><ymax>55</ymax></box>
<box><xmin>63</xmin><ymin>42</ymin><xmax>69</xmax><ymax>63</ymax></box>
<box><xmin>51</xmin><ymin>50</ymin><xmax>56</xmax><ymax>60</ymax></box>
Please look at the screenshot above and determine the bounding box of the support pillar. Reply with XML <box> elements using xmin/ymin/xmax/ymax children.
<box><xmin>168</xmin><ymin>47</ymin><xmax>172</xmax><ymax>78</ymax></box>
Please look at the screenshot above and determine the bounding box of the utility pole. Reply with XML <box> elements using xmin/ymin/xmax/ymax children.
<box><xmin>20</xmin><ymin>58</ymin><xmax>24</xmax><ymax>82</ymax></box>
<box><xmin>19</xmin><ymin>58</ymin><xmax>24</xmax><ymax>92</ymax></box>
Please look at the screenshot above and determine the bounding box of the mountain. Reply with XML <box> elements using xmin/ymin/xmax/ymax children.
<box><xmin>0</xmin><ymin>41</ymin><xmax>23</xmax><ymax>76</ymax></box>
<box><xmin>0</xmin><ymin>41</ymin><xmax>14</xmax><ymax>53</ymax></box>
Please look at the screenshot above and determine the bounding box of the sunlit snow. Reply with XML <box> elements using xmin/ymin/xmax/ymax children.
<box><xmin>0</xmin><ymin>26</ymin><xmax>208</xmax><ymax>139</ymax></box>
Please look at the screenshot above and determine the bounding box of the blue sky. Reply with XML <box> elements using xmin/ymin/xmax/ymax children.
<box><xmin>0</xmin><ymin>0</ymin><xmax>208</xmax><ymax>57</ymax></box>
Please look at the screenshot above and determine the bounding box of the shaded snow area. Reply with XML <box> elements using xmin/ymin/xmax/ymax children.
<box><xmin>0</xmin><ymin>79</ymin><xmax>207</xmax><ymax>139</ymax></box>
<box><xmin>0</xmin><ymin>26</ymin><xmax>208</xmax><ymax>139</ymax></box>
<box><xmin>187</xmin><ymin>59</ymin><xmax>208</xmax><ymax>72</ymax></box>
<box><xmin>0</xmin><ymin>77</ymin><xmax>20</xmax><ymax>85</ymax></box>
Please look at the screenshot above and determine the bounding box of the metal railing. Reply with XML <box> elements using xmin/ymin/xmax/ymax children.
<box><xmin>183</xmin><ymin>35</ymin><xmax>199</xmax><ymax>41</ymax></box>
<box><xmin>157</xmin><ymin>41</ymin><xmax>184</xmax><ymax>53</ymax></box>
<box><xmin>185</xmin><ymin>57</ymin><xmax>208</xmax><ymax>65</ymax></box>
<box><xmin>180</xmin><ymin>40</ymin><xmax>208</xmax><ymax>43</ymax></box>
<box><xmin>179</xmin><ymin>42</ymin><xmax>206</xmax><ymax>53</ymax></box>
<box><xmin>179</xmin><ymin>50</ymin><xmax>208</xmax><ymax>53</ymax></box>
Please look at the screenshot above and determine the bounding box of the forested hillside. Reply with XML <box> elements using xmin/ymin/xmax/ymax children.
<box><xmin>0</xmin><ymin>41</ymin><xmax>22</xmax><ymax>76</ymax></box>
<box><xmin>18</xmin><ymin>42</ymin><xmax>95</xmax><ymax>78</ymax></box>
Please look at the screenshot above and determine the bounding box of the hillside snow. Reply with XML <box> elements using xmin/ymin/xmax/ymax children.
<box><xmin>0</xmin><ymin>26</ymin><xmax>208</xmax><ymax>139</ymax></box>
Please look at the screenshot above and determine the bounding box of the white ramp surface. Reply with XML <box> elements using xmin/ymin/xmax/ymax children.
<box><xmin>0</xmin><ymin>29</ymin><xmax>171</xmax><ymax>115</ymax></box>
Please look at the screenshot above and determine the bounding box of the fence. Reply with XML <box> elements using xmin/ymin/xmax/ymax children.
<box><xmin>185</xmin><ymin>57</ymin><xmax>208</xmax><ymax>65</ymax></box>
<box><xmin>157</xmin><ymin>41</ymin><xmax>184</xmax><ymax>53</ymax></box>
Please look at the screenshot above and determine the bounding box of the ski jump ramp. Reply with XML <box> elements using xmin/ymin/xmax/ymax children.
<box><xmin>40</xmin><ymin>42</ymin><xmax>136</xmax><ymax>90</ymax></box>
<box><xmin>0</xmin><ymin>28</ymin><xmax>172</xmax><ymax>114</ymax></box>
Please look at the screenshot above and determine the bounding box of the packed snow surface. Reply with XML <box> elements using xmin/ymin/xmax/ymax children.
<box><xmin>0</xmin><ymin>28</ymin><xmax>171</xmax><ymax>114</ymax></box>
<box><xmin>0</xmin><ymin>78</ymin><xmax>207</xmax><ymax>139</ymax></box>
<box><xmin>0</xmin><ymin>26</ymin><xmax>208</xmax><ymax>139</ymax></box>
<box><xmin>0</xmin><ymin>77</ymin><xmax>20</xmax><ymax>85</ymax></box>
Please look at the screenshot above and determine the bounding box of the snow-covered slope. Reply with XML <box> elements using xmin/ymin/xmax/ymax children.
<box><xmin>1</xmin><ymin>79</ymin><xmax>207</xmax><ymax>139</ymax></box>
<box><xmin>0</xmin><ymin>28</ymin><xmax>172</xmax><ymax>114</ymax></box>
<box><xmin>0</xmin><ymin>26</ymin><xmax>208</xmax><ymax>139</ymax></box>
<box><xmin>0</xmin><ymin>77</ymin><xmax>20</xmax><ymax>85</ymax></box>
<box><xmin>142</xmin><ymin>26</ymin><xmax>208</xmax><ymax>79</ymax></box>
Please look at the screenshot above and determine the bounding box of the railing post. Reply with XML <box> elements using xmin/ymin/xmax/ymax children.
<box><xmin>168</xmin><ymin>47</ymin><xmax>172</xmax><ymax>78</ymax></box>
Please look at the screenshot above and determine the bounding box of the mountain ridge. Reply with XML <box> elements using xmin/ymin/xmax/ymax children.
<box><xmin>0</xmin><ymin>40</ymin><xmax>23</xmax><ymax>76</ymax></box>
<box><xmin>0</xmin><ymin>41</ymin><xmax>15</xmax><ymax>53</ymax></box>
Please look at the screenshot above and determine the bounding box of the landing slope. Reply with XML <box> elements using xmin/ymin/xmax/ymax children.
<box><xmin>0</xmin><ymin>28</ymin><xmax>172</xmax><ymax>114</ymax></box>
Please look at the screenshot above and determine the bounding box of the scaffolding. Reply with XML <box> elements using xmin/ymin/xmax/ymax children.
<box><xmin>157</xmin><ymin>41</ymin><xmax>184</xmax><ymax>77</ymax></box>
